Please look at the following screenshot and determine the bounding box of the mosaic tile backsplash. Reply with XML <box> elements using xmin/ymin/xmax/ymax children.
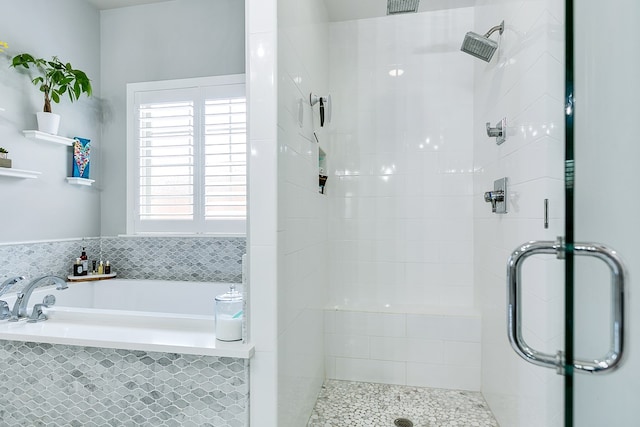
<box><xmin>0</xmin><ymin>341</ymin><xmax>249</xmax><ymax>426</ymax></box>
<box><xmin>0</xmin><ymin>236</ymin><xmax>245</xmax><ymax>292</ymax></box>
<box><xmin>100</xmin><ymin>236</ymin><xmax>245</xmax><ymax>283</ymax></box>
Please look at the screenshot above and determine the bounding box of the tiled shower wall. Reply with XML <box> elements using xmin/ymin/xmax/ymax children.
<box><xmin>0</xmin><ymin>341</ymin><xmax>248</xmax><ymax>426</ymax></box>
<box><xmin>277</xmin><ymin>0</ymin><xmax>330</xmax><ymax>424</ymax></box>
<box><xmin>473</xmin><ymin>1</ymin><xmax>565</xmax><ymax>426</ymax></box>
<box><xmin>0</xmin><ymin>236</ymin><xmax>246</xmax><ymax>289</ymax></box>
<box><xmin>327</xmin><ymin>9</ymin><xmax>475</xmax><ymax>309</ymax></box>
<box><xmin>325</xmin><ymin>7</ymin><xmax>478</xmax><ymax>390</ymax></box>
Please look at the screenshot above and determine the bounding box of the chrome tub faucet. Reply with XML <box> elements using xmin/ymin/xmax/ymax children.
<box><xmin>9</xmin><ymin>275</ymin><xmax>68</xmax><ymax>322</ymax></box>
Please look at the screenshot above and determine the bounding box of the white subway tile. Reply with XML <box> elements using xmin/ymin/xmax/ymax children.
<box><xmin>440</xmin><ymin>285</ymin><xmax>474</xmax><ymax>307</ymax></box>
<box><xmin>325</xmin><ymin>334</ymin><xmax>369</xmax><ymax>359</ymax></box>
<box><xmin>444</xmin><ymin>341</ymin><xmax>481</xmax><ymax>367</ymax></box>
<box><xmin>406</xmin><ymin>363</ymin><xmax>480</xmax><ymax>391</ymax></box>
<box><xmin>325</xmin><ymin>356</ymin><xmax>336</xmax><ymax>379</ymax></box>
<box><xmin>335</xmin><ymin>358</ymin><xmax>406</xmax><ymax>385</ymax></box>
<box><xmin>406</xmin><ymin>338</ymin><xmax>445</xmax><ymax>364</ymax></box>
<box><xmin>334</xmin><ymin>311</ymin><xmax>406</xmax><ymax>337</ymax></box>
<box><xmin>370</xmin><ymin>336</ymin><xmax>408</xmax><ymax>362</ymax></box>
<box><xmin>407</xmin><ymin>314</ymin><xmax>481</xmax><ymax>342</ymax></box>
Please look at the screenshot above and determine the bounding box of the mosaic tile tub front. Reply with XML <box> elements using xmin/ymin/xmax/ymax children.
<box><xmin>0</xmin><ymin>236</ymin><xmax>248</xmax><ymax>426</ymax></box>
<box><xmin>0</xmin><ymin>341</ymin><xmax>249</xmax><ymax>427</ymax></box>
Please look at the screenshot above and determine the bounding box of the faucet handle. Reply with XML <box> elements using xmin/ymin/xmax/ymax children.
<box><xmin>9</xmin><ymin>292</ymin><xmax>25</xmax><ymax>322</ymax></box>
<box><xmin>0</xmin><ymin>301</ymin><xmax>10</xmax><ymax>320</ymax></box>
<box><xmin>27</xmin><ymin>294</ymin><xmax>56</xmax><ymax>323</ymax></box>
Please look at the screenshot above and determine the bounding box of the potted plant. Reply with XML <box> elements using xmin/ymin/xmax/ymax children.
<box><xmin>0</xmin><ymin>147</ymin><xmax>11</xmax><ymax>168</ymax></box>
<box><xmin>11</xmin><ymin>54</ymin><xmax>92</xmax><ymax>135</ymax></box>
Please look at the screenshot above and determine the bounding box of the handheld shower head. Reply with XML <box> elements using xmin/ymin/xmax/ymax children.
<box><xmin>461</xmin><ymin>20</ymin><xmax>504</xmax><ymax>62</ymax></box>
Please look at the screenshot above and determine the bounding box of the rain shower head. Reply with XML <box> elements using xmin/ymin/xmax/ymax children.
<box><xmin>387</xmin><ymin>0</ymin><xmax>420</xmax><ymax>15</ymax></box>
<box><xmin>461</xmin><ymin>20</ymin><xmax>504</xmax><ymax>62</ymax></box>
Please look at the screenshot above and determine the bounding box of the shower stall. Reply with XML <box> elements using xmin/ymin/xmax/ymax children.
<box><xmin>246</xmin><ymin>0</ymin><xmax>640</xmax><ymax>425</ymax></box>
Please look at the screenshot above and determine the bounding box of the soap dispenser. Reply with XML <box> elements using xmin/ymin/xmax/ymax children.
<box><xmin>80</xmin><ymin>247</ymin><xmax>89</xmax><ymax>274</ymax></box>
<box><xmin>214</xmin><ymin>284</ymin><xmax>243</xmax><ymax>341</ymax></box>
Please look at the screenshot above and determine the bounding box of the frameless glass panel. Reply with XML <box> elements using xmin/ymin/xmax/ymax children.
<box><xmin>572</xmin><ymin>0</ymin><xmax>640</xmax><ymax>425</ymax></box>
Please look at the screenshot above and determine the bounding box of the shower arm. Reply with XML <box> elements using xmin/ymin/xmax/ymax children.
<box><xmin>484</xmin><ymin>21</ymin><xmax>504</xmax><ymax>38</ymax></box>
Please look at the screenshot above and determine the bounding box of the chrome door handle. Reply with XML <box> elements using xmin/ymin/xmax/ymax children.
<box><xmin>506</xmin><ymin>238</ymin><xmax>626</xmax><ymax>374</ymax></box>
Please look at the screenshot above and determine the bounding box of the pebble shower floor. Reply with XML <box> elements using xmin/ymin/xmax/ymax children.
<box><xmin>307</xmin><ymin>380</ymin><xmax>499</xmax><ymax>427</ymax></box>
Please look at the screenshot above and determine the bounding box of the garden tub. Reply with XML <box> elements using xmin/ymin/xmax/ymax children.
<box><xmin>0</xmin><ymin>279</ymin><xmax>253</xmax><ymax>358</ymax></box>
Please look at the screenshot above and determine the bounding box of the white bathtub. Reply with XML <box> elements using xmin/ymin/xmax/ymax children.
<box><xmin>0</xmin><ymin>279</ymin><xmax>253</xmax><ymax>358</ymax></box>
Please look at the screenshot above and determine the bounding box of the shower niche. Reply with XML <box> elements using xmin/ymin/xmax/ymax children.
<box><xmin>319</xmin><ymin>148</ymin><xmax>327</xmax><ymax>194</ymax></box>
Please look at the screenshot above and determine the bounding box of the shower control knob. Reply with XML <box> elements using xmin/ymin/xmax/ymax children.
<box><xmin>484</xmin><ymin>190</ymin><xmax>505</xmax><ymax>213</ymax></box>
<box><xmin>486</xmin><ymin>117</ymin><xmax>507</xmax><ymax>145</ymax></box>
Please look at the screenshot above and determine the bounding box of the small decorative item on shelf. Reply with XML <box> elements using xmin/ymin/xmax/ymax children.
<box><xmin>0</xmin><ymin>147</ymin><xmax>11</xmax><ymax>169</ymax></box>
<box><xmin>10</xmin><ymin>54</ymin><xmax>92</xmax><ymax>135</ymax></box>
<box><xmin>72</xmin><ymin>137</ymin><xmax>90</xmax><ymax>178</ymax></box>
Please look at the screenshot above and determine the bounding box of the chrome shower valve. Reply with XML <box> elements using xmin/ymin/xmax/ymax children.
<box><xmin>484</xmin><ymin>177</ymin><xmax>508</xmax><ymax>214</ymax></box>
<box><xmin>484</xmin><ymin>190</ymin><xmax>505</xmax><ymax>213</ymax></box>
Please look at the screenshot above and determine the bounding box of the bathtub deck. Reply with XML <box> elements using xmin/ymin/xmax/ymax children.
<box><xmin>0</xmin><ymin>313</ymin><xmax>254</xmax><ymax>359</ymax></box>
<box><xmin>307</xmin><ymin>380</ymin><xmax>498</xmax><ymax>426</ymax></box>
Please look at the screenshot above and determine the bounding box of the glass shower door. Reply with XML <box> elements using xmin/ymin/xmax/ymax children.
<box><xmin>570</xmin><ymin>0</ymin><xmax>640</xmax><ymax>425</ymax></box>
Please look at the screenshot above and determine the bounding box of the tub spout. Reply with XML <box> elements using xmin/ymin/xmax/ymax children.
<box><xmin>9</xmin><ymin>276</ymin><xmax>68</xmax><ymax>322</ymax></box>
<box><xmin>0</xmin><ymin>276</ymin><xmax>25</xmax><ymax>320</ymax></box>
<box><xmin>0</xmin><ymin>276</ymin><xmax>25</xmax><ymax>296</ymax></box>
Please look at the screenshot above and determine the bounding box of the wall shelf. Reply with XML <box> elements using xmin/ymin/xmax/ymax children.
<box><xmin>66</xmin><ymin>177</ymin><xmax>95</xmax><ymax>186</ymax></box>
<box><xmin>0</xmin><ymin>168</ymin><xmax>41</xmax><ymax>179</ymax></box>
<box><xmin>23</xmin><ymin>130</ymin><xmax>75</xmax><ymax>146</ymax></box>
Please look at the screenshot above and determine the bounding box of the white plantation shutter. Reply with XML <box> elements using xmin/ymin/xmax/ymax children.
<box><xmin>139</xmin><ymin>99</ymin><xmax>195</xmax><ymax>221</ymax></box>
<box><xmin>204</xmin><ymin>93</ymin><xmax>247</xmax><ymax>222</ymax></box>
<box><xmin>128</xmin><ymin>76</ymin><xmax>246</xmax><ymax>235</ymax></box>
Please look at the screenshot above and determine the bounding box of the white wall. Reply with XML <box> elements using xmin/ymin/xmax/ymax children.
<box><xmin>246</xmin><ymin>0</ymin><xmax>279</xmax><ymax>425</ymax></box>
<box><xmin>0</xmin><ymin>0</ymin><xmax>101</xmax><ymax>243</ymax></box>
<box><xmin>473</xmin><ymin>1</ymin><xmax>565</xmax><ymax>425</ymax></box>
<box><xmin>99</xmin><ymin>0</ymin><xmax>245</xmax><ymax>235</ymax></box>
<box><xmin>277</xmin><ymin>0</ymin><xmax>330</xmax><ymax>425</ymax></box>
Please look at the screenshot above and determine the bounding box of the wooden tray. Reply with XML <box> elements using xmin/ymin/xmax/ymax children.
<box><xmin>67</xmin><ymin>273</ymin><xmax>117</xmax><ymax>282</ymax></box>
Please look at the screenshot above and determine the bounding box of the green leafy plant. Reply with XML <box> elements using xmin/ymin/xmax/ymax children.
<box><xmin>0</xmin><ymin>147</ymin><xmax>8</xmax><ymax>154</ymax></box>
<box><xmin>11</xmin><ymin>54</ymin><xmax>92</xmax><ymax>113</ymax></box>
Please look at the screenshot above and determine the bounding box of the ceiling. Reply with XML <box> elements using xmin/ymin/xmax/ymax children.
<box><xmin>84</xmin><ymin>0</ymin><xmax>174</xmax><ymax>10</ymax></box>
<box><xmin>85</xmin><ymin>0</ymin><xmax>477</xmax><ymax>20</ymax></box>
<box><xmin>323</xmin><ymin>0</ymin><xmax>478</xmax><ymax>22</ymax></box>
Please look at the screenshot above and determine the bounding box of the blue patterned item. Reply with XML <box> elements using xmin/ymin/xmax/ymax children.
<box><xmin>72</xmin><ymin>137</ymin><xmax>91</xmax><ymax>178</ymax></box>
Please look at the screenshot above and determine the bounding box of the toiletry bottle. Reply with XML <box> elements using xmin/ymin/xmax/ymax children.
<box><xmin>104</xmin><ymin>261</ymin><xmax>111</xmax><ymax>275</ymax></box>
<box><xmin>73</xmin><ymin>258</ymin><xmax>84</xmax><ymax>276</ymax></box>
<box><xmin>92</xmin><ymin>260</ymin><xmax>97</xmax><ymax>274</ymax></box>
<box><xmin>97</xmin><ymin>260</ymin><xmax>104</xmax><ymax>275</ymax></box>
<box><xmin>80</xmin><ymin>247</ymin><xmax>89</xmax><ymax>275</ymax></box>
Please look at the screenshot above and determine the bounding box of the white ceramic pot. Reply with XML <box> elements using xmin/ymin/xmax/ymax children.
<box><xmin>36</xmin><ymin>112</ymin><xmax>61</xmax><ymax>135</ymax></box>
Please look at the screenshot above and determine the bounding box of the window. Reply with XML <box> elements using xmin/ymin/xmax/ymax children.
<box><xmin>127</xmin><ymin>75</ymin><xmax>246</xmax><ymax>235</ymax></box>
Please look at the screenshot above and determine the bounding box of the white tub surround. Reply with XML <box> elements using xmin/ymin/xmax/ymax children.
<box><xmin>0</xmin><ymin>279</ymin><xmax>254</xmax><ymax>359</ymax></box>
